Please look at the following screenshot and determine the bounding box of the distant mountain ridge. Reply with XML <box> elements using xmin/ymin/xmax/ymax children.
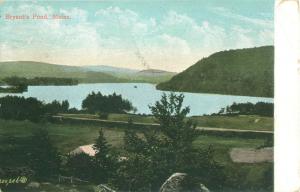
<box><xmin>139</xmin><ymin>69</ymin><xmax>175</xmax><ymax>74</ymax></box>
<box><xmin>0</xmin><ymin>61</ymin><xmax>123</xmax><ymax>83</ymax></box>
<box><xmin>83</xmin><ymin>65</ymin><xmax>139</xmax><ymax>74</ymax></box>
<box><xmin>157</xmin><ymin>46</ymin><xmax>274</xmax><ymax>97</ymax></box>
<box><xmin>0</xmin><ymin>61</ymin><xmax>175</xmax><ymax>84</ymax></box>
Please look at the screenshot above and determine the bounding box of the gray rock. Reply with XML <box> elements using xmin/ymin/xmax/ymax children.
<box><xmin>95</xmin><ymin>184</ymin><xmax>116</xmax><ymax>192</ymax></box>
<box><xmin>26</xmin><ymin>181</ymin><xmax>40</xmax><ymax>188</ymax></box>
<box><xmin>68</xmin><ymin>189</ymin><xmax>79</xmax><ymax>192</ymax></box>
<box><xmin>159</xmin><ymin>173</ymin><xmax>209</xmax><ymax>192</ymax></box>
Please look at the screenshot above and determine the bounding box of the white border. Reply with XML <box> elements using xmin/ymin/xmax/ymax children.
<box><xmin>275</xmin><ymin>0</ymin><xmax>300</xmax><ymax>191</ymax></box>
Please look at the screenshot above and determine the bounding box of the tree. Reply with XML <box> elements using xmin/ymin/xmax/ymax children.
<box><xmin>149</xmin><ymin>93</ymin><xmax>198</xmax><ymax>168</ymax></box>
<box><xmin>44</xmin><ymin>100</ymin><xmax>69</xmax><ymax>115</ymax></box>
<box><xmin>27</xmin><ymin>128</ymin><xmax>61</xmax><ymax>180</ymax></box>
<box><xmin>82</xmin><ymin>92</ymin><xmax>134</xmax><ymax>114</ymax></box>
<box><xmin>0</xmin><ymin>96</ymin><xmax>45</xmax><ymax>122</ymax></box>
<box><xmin>92</xmin><ymin>129</ymin><xmax>116</xmax><ymax>183</ymax></box>
<box><xmin>61</xmin><ymin>100</ymin><xmax>69</xmax><ymax>112</ymax></box>
<box><xmin>113</xmin><ymin>93</ymin><xmax>225</xmax><ymax>191</ymax></box>
<box><xmin>65</xmin><ymin>153</ymin><xmax>94</xmax><ymax>181</ymax></box>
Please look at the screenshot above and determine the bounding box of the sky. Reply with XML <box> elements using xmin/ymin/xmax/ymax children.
<box><xmin>0</xmin><ymin>0</ymin><xmax>274</xmax><ymax>72</ymax></box>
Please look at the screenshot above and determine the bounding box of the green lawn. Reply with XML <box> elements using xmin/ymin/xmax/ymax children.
<box><xmin>0</xmin><ymin>119</ymin><xmax>273</xmax><ymax>191</ymax></box>
<box><xmin>0</xmin><ymin>119</ymin><xmax>125</xmax><ymax>153</ymax></box>
<box><xmin>59</xmin><ymin>113</ymin><xmax>274</xmax><ymax>131</ymax></box>
<box><xmin>0</xmin><ymin>119</ymin><xmax>268</xmax><ymax>156</ymax></box>
<box><xmin>191</xmin><ymin>115</ymin><xmax>273</xmax><ymax>131</ymax></box>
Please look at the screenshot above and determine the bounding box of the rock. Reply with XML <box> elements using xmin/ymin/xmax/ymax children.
<box><xmin>95</xmin><ymin>184</ymin><xmax>116</xmax><ymax>192</ymax></box>
<box><xmin>41</xmin><ymin>182</ymin><xmax>51</xmax><ymax>185</ymax></box>
<box><xmin>159</xmin><ymin>173</ymin><xmax>209</xmax><ymax>192</ymax></box>
<box><xmin>26</xmin><ymin>181</ymin><xmax>40</xmax><ymax>188</ymax></box>
<box><xmin>199</xmin><ymin>184</ymin><xmax>210</xmax><ymax>192</ymax></box>
<box><xmin>160</xmin><ymin>173</ymin><xmax>186</xmax><ymax>192</ymax></box>
<box><xmin>68</xmin><ymin>189</ymin><xmax>79</xmax><ymax>192</ymax></box>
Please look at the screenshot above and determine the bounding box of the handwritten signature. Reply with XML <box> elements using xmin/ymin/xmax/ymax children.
<box><xmin>0</xmin><ymin>176</ymin><xmax>28</xmax><ymax>186</ymax></box>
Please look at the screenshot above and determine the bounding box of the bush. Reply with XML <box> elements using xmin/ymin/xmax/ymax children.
<box><xmin>97</xmin><ymin>112</ymin><xmax>109</xmax><ymax>120</ymax></box>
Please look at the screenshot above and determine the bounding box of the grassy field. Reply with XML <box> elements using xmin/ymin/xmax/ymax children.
<box><xmin>0</xmin><ymin>118</ymin><xmax>269</xmax><ymax>156</ymax></box>
<box><xmin>58</xmin><ymin>113</ymin><xmax>274</xmax><ymax>131</ymax></box>
<box><xmin>191</xmin><ymin>115</ymin><xmax>273</xmax><ymax>131</ymax></box>
<box><xmin>0</xmin><ymin>119</ymin><xmax>124</xmax><ymax>153</ymax></box>
<box><xmin>0</xmin><ymin>118</ymin><xmax>273</xmax><ymax>191</ymax></box>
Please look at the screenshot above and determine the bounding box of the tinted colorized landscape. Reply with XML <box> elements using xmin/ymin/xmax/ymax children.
<box><xmin>0</xmin><ymin>1</ymin><xmax>274</xmax><ymax>192</ymax></box>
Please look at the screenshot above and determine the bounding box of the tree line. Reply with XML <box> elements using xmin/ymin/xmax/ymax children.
<box><xmin>218</xmin><ymin>102</ymin><xmax>273</xmax><ymax>117</ymax></box>
<box><xmin>0</xmin><ymin>96</ymin><xmax>69</xmax><ymax>122</ymax></box>
<box><xmin>0</xmin><ymin>76</ymin><xmax>78</xmax><ymax>93</ymax></box>
<box><xmin>2</xmin><ymin>76</ymin><xmax>79</xmax><ymax>86</ymax></box>
<box><xmin>0</xmin><ymin>92</ymin><xmax>134</xmax><ymax>122</ymax></box>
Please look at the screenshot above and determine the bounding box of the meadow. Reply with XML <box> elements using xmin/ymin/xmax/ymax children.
<box><xmin>0</xmin><ymin>116</ymin><xmax>273</xmax><ymax>191</ymax></box>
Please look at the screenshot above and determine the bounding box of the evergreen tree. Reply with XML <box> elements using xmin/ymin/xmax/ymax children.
<box><xmin>92</xmin><ymin>129</ymin><xmax>116</xmax><ymax>183</ymax></box>
<box><xmin>27</xmin><ymin>128</ymin><xmax>61</xmax><ymax>180</ymax></box>
<box><xmin>82</xmin><ymin>92</ymin><xmax>134</xmax><ymax>114</ymax></box>
<box><xmin>65</xmin><ymin>153</ymin><xmax>94</xmax><ymax>181</ymax></box>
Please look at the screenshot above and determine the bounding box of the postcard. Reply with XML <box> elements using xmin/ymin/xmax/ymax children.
<box><xmin>0</xmin><ymin>0</ymin><xmax>279</xmax><ymax>191</ymax></box>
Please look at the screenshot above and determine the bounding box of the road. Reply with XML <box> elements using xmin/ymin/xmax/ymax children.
<box><xmin>52</xmin><ymin>115</ymin><xmax>273</xmax><ymax>134</ymax></box>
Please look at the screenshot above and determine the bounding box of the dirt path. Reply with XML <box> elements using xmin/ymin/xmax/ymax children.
<box><xmin>52</xmin><ymin>115</ymin><xmax>274</xmax><ymax>134</ymax></box>
<box><xmin>230</xmin><ymin>147</ymin><xmax>273</xmax><ymax>163</ymax></box>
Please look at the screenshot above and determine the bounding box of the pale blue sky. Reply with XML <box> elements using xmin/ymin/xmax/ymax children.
<box><xmin>0</xmin><ymin>0</ymin><xmax>274</xmax><ymax>72</ymax></box>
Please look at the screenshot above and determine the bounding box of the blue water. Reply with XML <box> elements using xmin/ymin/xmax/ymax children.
<box><xmin>0</xmin><ymin>83</ymin><xmax>273</xmax><ymax>116</ymax></box>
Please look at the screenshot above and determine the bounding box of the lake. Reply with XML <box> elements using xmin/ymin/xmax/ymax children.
<box><xmin>0</xmin><ymin>83</ymin><xmax>273</xmax><ymax>116</ymax></box>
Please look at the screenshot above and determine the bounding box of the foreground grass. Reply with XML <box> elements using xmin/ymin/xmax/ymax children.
<box><xmin>191</xmin><ymin>115</ymin><xmax>273</xmax><ymax>131</ymax></box>
<box><xmin>59</xmin><ymin>113</ymin><xmax>274</xmax><ymax>131</ymax></box>
<box><xmin>0</xmin><ymin>119</ymin><xmax>268</xmax><ymax>158</ymax></box>
<box><xmin>0</xmin><ymin>119</ymin><xmax>124</xmax><ymax>153</ymax></box>
<box><xmin>0</xmin><ymin>119</ymin><xmax>272</xmax><ymax>191</ymax></box>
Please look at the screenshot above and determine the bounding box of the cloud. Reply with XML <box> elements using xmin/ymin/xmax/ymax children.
<box><xmin>211</xmin><ymin>7</ymin><xmax>273</xmax><ymax>29</ymax></box>
<box><xmin>0</xmin><ymin>4</ymin><xmax>274</xmax><ymax>72</ymax></box>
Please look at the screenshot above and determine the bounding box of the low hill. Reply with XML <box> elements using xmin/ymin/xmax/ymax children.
<box><xmin>0</xmin><ymin>61</ymin><xmax>124</xmax><ymax>83</ymax></box>
<box><xmin>82</xmin><ymin>65</ymin><xmax>176</xmax><ymax>83</ymax></box>
<box><xmin>138</xmin><ymin>69</ymin><xmax>176</xmax><ymax>76</ymax></box>
<box><xmin>83</xmin><ymin>65</ymin><xmax>139</xmax><ymax>74</ymax></box>
<box><xmin>157</xmin><ymin>46</ymin><xmax>274</xmax><ymax>97</ymax></box>
<box><xmin>0</xmin><ymin>61</ymin><xmax>176</xmax><ymax>84</ymax></box>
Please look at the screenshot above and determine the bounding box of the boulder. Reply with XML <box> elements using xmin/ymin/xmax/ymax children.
<box><xmin>26</xmin><ymin>181</ymin><xmax>40</xmax><ymax>189</ymax></box>
<box><xmin>95</xmin><ymin>184</ymin><xmax>116</xmax><ymax>192</ymax></box>
<box><xmin>159</xmin><ymin>173</ymin><xmax>209</xmax><ymax>192</ymax></box>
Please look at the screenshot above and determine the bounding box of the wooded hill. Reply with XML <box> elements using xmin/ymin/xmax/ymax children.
<box><xmin>157</xmin><ymin>46</ymin><xmax>274</xmax><ymax>97</ymax></box>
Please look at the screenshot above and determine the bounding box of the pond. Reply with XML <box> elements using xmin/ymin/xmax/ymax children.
<box><xmin>0</xmin><ymin>83</ymin><xmax>273</xmax><ymax>116</ymax></box>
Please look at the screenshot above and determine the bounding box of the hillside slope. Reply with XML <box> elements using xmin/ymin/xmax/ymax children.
<box><xmin>83</xmin><ymin>66</ymin><xmax>176</xmax><ymax>83</ymax></box>
<box><xmin>83</xmin><ymin>65</ymin><xmax>139</xmax><ymax>74</ymax></box>
<box><xmin>157</xmin><ymin>46</ymin><xmax>274</xmax><ymax>97</ymax></box>
<box><xmin>0</xmin><ymin>61</ymin><xmax>125</xmax><ymax>83</ymax></box>
<box><xmin>0</xmin><ymin>61</ymin><xmax>175</xmax><ymax>84</ymax></box>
